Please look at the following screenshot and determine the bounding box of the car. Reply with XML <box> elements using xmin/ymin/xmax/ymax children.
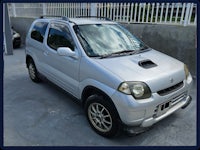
<box><xmin>12</xmin><ymin>28</ymin><xmax>21</xmax><ymax>49</ymax></box>
<box><xmin>25</xmin><ymin>16</ymin><xmax>193</xmax><ymax>137</ymax></box>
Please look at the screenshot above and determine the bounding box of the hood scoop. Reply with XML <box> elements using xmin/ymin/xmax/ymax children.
<box><xmin>138</xmin><ymin>59</ymin><xmax>157</xmax><ymax>69</ymax></box>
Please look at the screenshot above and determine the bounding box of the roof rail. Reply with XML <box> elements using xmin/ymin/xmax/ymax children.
<box><xmin>76</xmin><ymin>16</ymin><xmax>112</xmax><ymax>21</ymax></box>
<box><xmin>40</xmin><ymin>15</ymin><xmax>70</xmax><ymax>21</ymax></box>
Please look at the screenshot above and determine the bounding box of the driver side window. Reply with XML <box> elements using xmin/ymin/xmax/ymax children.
<box><xmin>47</xmin><ymin>23</ymin><xmax>75</xmax><ymax>51</ymax></box>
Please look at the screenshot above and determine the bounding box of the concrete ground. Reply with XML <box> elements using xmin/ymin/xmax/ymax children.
<box><xmin>3</xmin><ymin>47</ymin><xmax>197</xmax><ymax>146</ymax></box>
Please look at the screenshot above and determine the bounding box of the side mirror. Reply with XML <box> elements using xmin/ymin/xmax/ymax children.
<box><xmin>57</xmin><ymin>47</ymin><xmax>78</xmax><ymax>59</ymax></box>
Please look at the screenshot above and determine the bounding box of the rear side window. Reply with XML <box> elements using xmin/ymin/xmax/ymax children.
<box><xmin>47</xmin><ymin>23</ymin><xmax>75</xmax><ymax>51</ymax></box>
<box><xmin>31</xmin><ymin>22</ymin><xmax>48</xmax><ymax>43</ymax></box>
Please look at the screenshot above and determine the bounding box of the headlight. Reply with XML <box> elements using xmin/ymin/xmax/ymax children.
<box><xmin>118</xmin><ymin>81</ymin><xmax>151</xmax><ymax>99</ymax></box>
<box><xmin>184</xmin><ymin>64</ymin><xmax>189</xmax><ymax>79</ymax></box>
<box><xmin>132</xmin><ymin>84</ymin><xmax>145</xmax><ymax>98</ymax></box>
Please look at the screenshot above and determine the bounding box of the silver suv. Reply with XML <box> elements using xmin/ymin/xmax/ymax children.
<box><xmin>25</xmin><ymin>16</ymin><xmax>193</xmax><ymax>137</ymax></box>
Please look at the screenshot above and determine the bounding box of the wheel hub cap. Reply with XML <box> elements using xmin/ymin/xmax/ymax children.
<box><xmin>88</xmin><ymin>103</ymin><xmax>112</xmax><ymax>133</ymax></box>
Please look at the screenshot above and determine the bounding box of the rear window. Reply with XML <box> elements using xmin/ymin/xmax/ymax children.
<box><xmin>31</xmin><ymin>22</ymin><xmax>48</xmax><ymax>43</ymax></box>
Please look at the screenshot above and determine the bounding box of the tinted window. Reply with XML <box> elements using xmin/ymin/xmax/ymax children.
<box><xmin>47</xmin><ymin>23</ymin><xmax>75</xmax><ymax>51</ymax></box>
<box><xmin>31</xmin><ymin>22</ymin><xmax>48</xmax><ymax>43</ymax></box>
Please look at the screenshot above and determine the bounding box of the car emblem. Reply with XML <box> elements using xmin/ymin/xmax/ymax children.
<box><xmin>170</xmin><ymin>78</ymin><xmax>174</xmax><ymax>83</ymax></box>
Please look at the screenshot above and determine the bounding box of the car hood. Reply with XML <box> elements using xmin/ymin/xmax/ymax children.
<box><xmin>94</xmin><ymin>49</ymin><xmax>185</xmax><ymax>92</ymax></box>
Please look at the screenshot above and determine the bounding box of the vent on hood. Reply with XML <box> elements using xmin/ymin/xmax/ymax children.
<box><xmin>138</xmin><ymin>59</ymin><xmax>157</xmax><ymax>69</ymax></box>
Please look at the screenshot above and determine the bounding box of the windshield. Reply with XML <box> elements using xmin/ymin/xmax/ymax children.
<box><xmin>73</xmin><ymin>24</ymin><xmax>148</xmax><ymax>57</ymax></box>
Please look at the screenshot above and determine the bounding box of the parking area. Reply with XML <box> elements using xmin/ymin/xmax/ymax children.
<box><xmin>3</xmin><ymin>47</ymin><xmax>196</xmax><ymax>146</ymax></box>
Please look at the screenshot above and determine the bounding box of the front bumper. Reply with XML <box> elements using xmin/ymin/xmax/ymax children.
<box><xmin>111</xmin><ymin>75</ymin><xmax>193</xmax><ymax>127</ymax></box>
<box><xmin>123</xmin><ymin>95</ymin><xmax>192</xmax><ymax>135</ymax></box>
<box><xmin>141</xmin><ymin>95</ymin><xmax>192</xmax><ymax>127</ymax></box>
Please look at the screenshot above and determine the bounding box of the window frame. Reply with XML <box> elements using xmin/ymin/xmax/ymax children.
<box><xmin>30</xmin><ymin>21</ymin><xmax>48</xmax><ymax>43</ymax></box>
<box><xmin>46</xmin><ymin>22</ymin><xmax>76</xmax><ymax>51</ymax></box>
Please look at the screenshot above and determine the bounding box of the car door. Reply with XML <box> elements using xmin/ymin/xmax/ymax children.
<box><xmin>42</xmin><ymin>22</ymin><xmax>80</xmax><ymax>96</ymax></box>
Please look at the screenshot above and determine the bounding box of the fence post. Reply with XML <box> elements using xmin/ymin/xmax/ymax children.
<box><xmin>184</xmin><ymin>3</ymin><xmax>191</xmax><ymax>26</ymax></box>
<box><xmin>90</xmin><ymin>3</ymin><xmax>97</xmax><ymax>16</ymax></box>
<box><xmin>43</xmin><ymin>3</ymin><xmax>47</xmax><ymax>16</ymax></box>
<box><xmin>11</xmin><ymin>3</ymin><xmax>16</xmax><ymax>17</ymax></box>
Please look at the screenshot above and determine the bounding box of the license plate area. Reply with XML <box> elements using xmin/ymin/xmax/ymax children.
<box><xmin>154</xmin><ymin>101</ymin><xmax>171</xmax><ymax>117</ymax></box>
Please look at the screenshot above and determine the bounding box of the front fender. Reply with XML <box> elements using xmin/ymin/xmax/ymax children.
<box><xmin>78</xmin><ymin>78</ymin><xmax>117</xmax><ymax>100</ymax></box>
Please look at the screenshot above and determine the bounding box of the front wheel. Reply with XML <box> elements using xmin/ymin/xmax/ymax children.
<box><xmin>27</xmin><ymin>59</ymin><xmax>41</xmax><ymax>83</ymax></box>
<box><xmin>85</xmin><ymin>95</ymin><xmax>120</xmax><ymax>137</ymax></box>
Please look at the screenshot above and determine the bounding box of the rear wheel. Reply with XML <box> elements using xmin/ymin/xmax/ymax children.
<box><xmin>27</xmin><ymin>59</ymin><xmax>41</xmax><ymax>83</ymax></box>
<box><xmin>85</xmin><ymin>94</ymin><xmax>120</xmax><ymax>137</ymax></box>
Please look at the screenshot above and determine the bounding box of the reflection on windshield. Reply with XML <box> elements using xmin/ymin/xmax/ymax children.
<box><xmin>74</xmin><ymin>24</ymin><xmax>148</xmax><ymax>57</ymax></box>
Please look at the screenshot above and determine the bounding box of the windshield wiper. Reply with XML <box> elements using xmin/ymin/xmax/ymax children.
<box><xmin>134</xmin><ymin>47</ymin><xmax>150</xmax><ymax>54</ymax></box>
<box><xmin>100</xmin><ymin>50</ymin><xmax>137</xmax><ymax>59</ymax></box>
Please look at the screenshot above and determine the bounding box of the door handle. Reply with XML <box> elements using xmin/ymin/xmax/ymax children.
<box><xmin>44</xmin><ymin>51</ymin><xmax>49</xmax><ymax>56</ymax></box>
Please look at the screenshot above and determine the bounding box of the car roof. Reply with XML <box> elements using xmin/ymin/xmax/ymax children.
<box><xmin>70</xmin><ymin>18</ymin><xmax>116</xmax><ymax>25</ymax></box>
<box><xmin>36</xmin><ymin>17</ymin><xmax>117</xmax><ymax>25</ymax></box>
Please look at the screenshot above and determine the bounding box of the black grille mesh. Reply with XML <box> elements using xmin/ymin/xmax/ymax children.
<box><xmin>157</xmin><ymin>81</ymin><xmax>184</xmax><ymax>96</ymax></box>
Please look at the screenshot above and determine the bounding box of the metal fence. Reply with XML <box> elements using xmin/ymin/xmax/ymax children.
<box><xmin>8</xmin><ymin>3</ymin><xmax>197</xmax><ymax>26</ymax></box>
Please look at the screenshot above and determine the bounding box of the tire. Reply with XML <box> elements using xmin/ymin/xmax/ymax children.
<box><xmin>27</xmin><ymin>59</ymin><xmax>41</xmax><ymax>83</ymax></box>
<box><xmin>13</xmin><ymin>44</ymin><xmax>20</xmax><ymax>49</ymax></box>
<box><xmin>13</xmin><ymin>40</ymin><xmax>21</xmax><ymax>49</ymax></box>
<box><xmin>85</xmin><ymin>94</ymin><xmax>120</xmax><ymax>137</ymax></box>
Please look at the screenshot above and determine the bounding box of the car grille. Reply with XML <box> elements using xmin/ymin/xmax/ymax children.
<box><xmin>157</xmin><ymin>81</ymin><xmax>184</xmax><ymax>96</ymax></box>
